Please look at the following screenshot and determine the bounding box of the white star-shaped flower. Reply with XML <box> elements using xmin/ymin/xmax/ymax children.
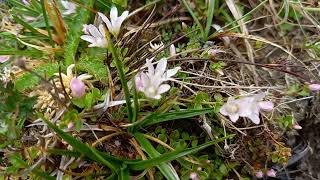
<box><xmin>80</xmin><ymin>24</ymin><xmax>107</xmax><ymax>48</ymax></box>
<box><xmin>98</xmin><ymin>6</ymin><xmax>129</xmax><ymax>37</ymax></box>
<box><xmin>135</xmin><ymin>58</ymin><xmax>180</xmax><ymax>99</ymax></box>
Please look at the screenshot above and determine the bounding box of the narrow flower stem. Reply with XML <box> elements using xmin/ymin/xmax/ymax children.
<box><xmin>107</xmin><ymin>39</ymin><xmax>133</xmax><ymax>122</ymax></box>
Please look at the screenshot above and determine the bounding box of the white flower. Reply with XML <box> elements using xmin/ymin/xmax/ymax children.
<box><xmin>93</xmin><ymin>90</ymin><xmax>127</xmax><ymax>112</ymax></box>
<box><xmin>80</xmin><ymin>24</ymin><xmax>107</xmax><ymax>48</ymax></box>
<box><xmin>61</xmin><ymin>0</ymin><xmax>77</xmax><ymax>15</ymax></box>
<box><xmin>135</xmin><ymin>58</ymin><xmax>180</xmax><ymax>99</ymax></box>
<box><xmin>220</xmin><ymin>93</ymin><xmax>274</xmax><ymax>124</ymax></box>
<box><xmin>98</xmin><ymin>6</ymin><xmax>129</xmax><ymax>37</ymax></box>
<box><xmin>149</xmin><ymin>42</ymin><xmax>164</xmax><ymax>52</ymax></box>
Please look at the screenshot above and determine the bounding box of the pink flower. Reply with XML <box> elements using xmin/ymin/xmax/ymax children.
<box><xmin>220</xmin><ymin>93</ymin><xmax>274</xmax><ymax>124</ymax></box>
<box><xmin>308</xmin><ymin>84</ymin><xmax>320</xmax><ymax>91</ymax></box>
<box><xmin>266</xmin><ymin>169</ymin><xmax>276</xmax><ymax>177</ymax></box>
<box><xmin>70</xmin><ymin>77</ymin><xmax>86</xmax><ymax>98</ymax></box>
<box><xmin>0</xmin><ymin>56</ymin><xmax>10</xmax><ymax>63</ymax></box>
<box><xmin>255</xmin><ymin>170</ymin><xmax>263</xmax><ymax>179</ymax></box>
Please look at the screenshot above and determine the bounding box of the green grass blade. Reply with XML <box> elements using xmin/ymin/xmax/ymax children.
<box><xmin>205</xmin><ymin>0</ymin><xmax>215</xmax><ymax>40</ymax></box>
<box><xmin>8</xmin><ymin>0</ymin><xmax>39</xmax><ymax>16</ymax></box>
<box><xmin>44</xmin><ymin>119</ymin><xmax>121</xmax><ymax>172</ymax></box>
<box><xmin>118</xmin><ymin>165</ymin><xmax>130</xmax><ymax>180</ymax></box>
<box><xmin>0</xmin><ymin>50</ymin><xmax>43</xmax><ymax>57</ymax></box>
<box><xmin>108</xmin><ymin>41</ymin><xmax>133</xmax><ymax>122</ymax></box>
<box><xmin>12</xmin><ymin>15</ymin><xmax>43</xmax><ymax>36</ymax></box>
<box><xmin>134</xmin><ymin>133</ymin><xmax>180</xmax><ymax>180</ymax></box>
<box><xmin>128</xmin><ymin>134</ymin><xmax>233</xmax><ymax>170</ymax></box>
<box><xmin>132</xmin><ymin>108</ymin><xmax>213</xmax><ymax>130</ymax></box>
<box><xmin>64</xmin><ymin>0</ymin><xmax>93</xmax><ymax>65</ymax></box>
<box><xmin>180</xmin><ymin>0</ymin><xmax>205</xmax><ymax>39</ymax></box>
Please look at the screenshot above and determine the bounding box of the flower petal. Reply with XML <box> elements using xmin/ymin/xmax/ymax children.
<box><xmin>155</xmin><ymin>58</ymin><xmax>167</xmax><ymax>76</ymax></box>
<box><xmin>88</xmin><ymin>25</ymin><xmax>101</xmax><ymax>38</ymax></box>
<box><xmin>80</xmin><ymin>35</ymin><xmax>96</xmax><ymax>44</ymax></box>
<box><xmin>158</xmin><ymin>84</ymin><xmax>171</xmax><ymax>94</ymax></box>
<box><xmin>247</xmin><ymin>113</ymin><xmax>260</xmax><ymax>124</ymax></box>
<box><xmin>98</xmin><ymin>12</ymin><xmax>112</xmax><ymax>32</ymax></box>
<box><xmin>229</xmin><ymin>113</ymin><xmax>239</xmax><ymax>123</ymax></box>
<box><xmin>146</xmin><ymin>58</ymin><xmax>155</xmax><ymax>75</ymax></box>
<box><xmin>66</xmin><ymin>64</ymin><xmax>75</xmax><ymax>77</ymax></box>
<box><xmin>110</xmin><ymin>6</ymin><xmax>118</xmax><ymax>22</ymax></box>
<box><xmin>165</xmin><ymin>67</ymin><xmax>181</xmax><ymax>79</ymax></box>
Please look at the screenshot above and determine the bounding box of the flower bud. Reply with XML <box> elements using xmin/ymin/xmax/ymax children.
<box><xmin>169</xmin><ymin>44</ymin><xmax>176</xmax><ymax>57</ymax></box>
<box><xmin>293</xmin><ymin>124</ymin><xmax>302</xmax><ymax>130</ymax></box>
<box><xmin>67</xmin><ymin>122</ymin><xmax>74</xmax><ymax>129</ymax></box>
<box><xmin>70</xmin><ymin>77</ymin><xmax>86</xmax><ymax>98</ymax></box>
<box><xmin>258</xmin><ymin>101</ymin><xmax>274</xmax><ymax>112</ymax></box>
<box><xmin>308</xmin><ymin>84</ymin><xmax>320</xmax><ymax>91</ymax></box>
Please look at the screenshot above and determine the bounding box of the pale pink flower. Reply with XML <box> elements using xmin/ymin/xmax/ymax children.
<box><xmin>80</xmin><ymin>24</ymin><xmax>107</xmax><ymax>47</ymax></box>
<box><xmin>255</xmin><ymin>170</ymin><xmax>263</xmax><ymax>179</ymax></box>
<box><xmin>135</xmin><ymin>58</ymin><xmax>180</xmax><ymax>99</ymax></box>
<box><xmin>220</xmin><ymin>93</ymin><xmax>274</xmax><ymax>124</ymax></box>
<box><xmin>266</xmin><ymin>169</ymin><xmax>276</xmax><ymax>177</ymax></box>
<box><xmin>0</xmin><ymin>56</ymin><xmax>10</xmax><ymax>63</ymax></box>
<box><xmin>98</xmin><ymin>6</ymin><xmax>129</xmax><ymax>37</ymax></box>
<box><xmin>308</xmin><ymin>83</ymin><xmax>320</xmax><ymax>91</ymax></box>
<box><xmin>70</xmin><ymin>77</ymin><xmax>86</xmax><ymax>98</ymax></box>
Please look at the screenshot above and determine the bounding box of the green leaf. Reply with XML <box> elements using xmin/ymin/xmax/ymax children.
<box><xmin>15</xmin><ymin>63</ymin><xmax>59</xmax><ymax>91</ymax></box>
<box><xmin>78</xmin><ymin>56</ymin><xmax>108</xmax><ymax>82</ymax></box>
<box><xmin>0</xmin><ymin>49</ymin><xmax>43</xmax><ymax>57</ymax></box>
<box><xmin>134</xmin><ymin>133</ymin><xmax>180</xmax><ymax>180</ymax></box>
<box><xmin>64</xmin><ymin>0</ymin><xmax>94</xmax><ymax>65</ymax></box>
<box><xmin>128</xmin><ymin>134</ymin><xmax>233</xmax><ymax>170</ymax></box>
<box><xmin>43</xmin><ymin>119</ymin><xmax>121</xmax><ymax>172</ymax></box>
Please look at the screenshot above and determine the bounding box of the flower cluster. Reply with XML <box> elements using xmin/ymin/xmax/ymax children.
<box><xmin>135</xmin><ymin>57</ymin><xmax>180</xmax><ymax>99</ymax></box>
<box><xmin>220</xmin><ymin>93</ymin><xmax>274</xmax><ymax>124</ymax></box>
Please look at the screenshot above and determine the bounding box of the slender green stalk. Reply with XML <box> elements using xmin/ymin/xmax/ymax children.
<box><xmin>40</xmin><ymin>0</ymin><xmax>54</xmax><ymax>47</ymax></box>
<box><xmin>107</xmin><ymin>40</ymin><xmax>133</xmax><ymax>122</ymax></box>
<box><xmin>180</xmin><ymin>0</ymin><xmax>205</xmax><ymax>39</ymax></box>
<box><xmin>205</xmin><ymin>0</ymin><xmax>215</xmax><ymax>40</ymax></box>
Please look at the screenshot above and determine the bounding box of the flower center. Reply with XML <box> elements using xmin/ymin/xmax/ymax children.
<box><xmin>225</xmin><ymin>104</ymin><xmax>239</xmax><ymax>113</ymax></box>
